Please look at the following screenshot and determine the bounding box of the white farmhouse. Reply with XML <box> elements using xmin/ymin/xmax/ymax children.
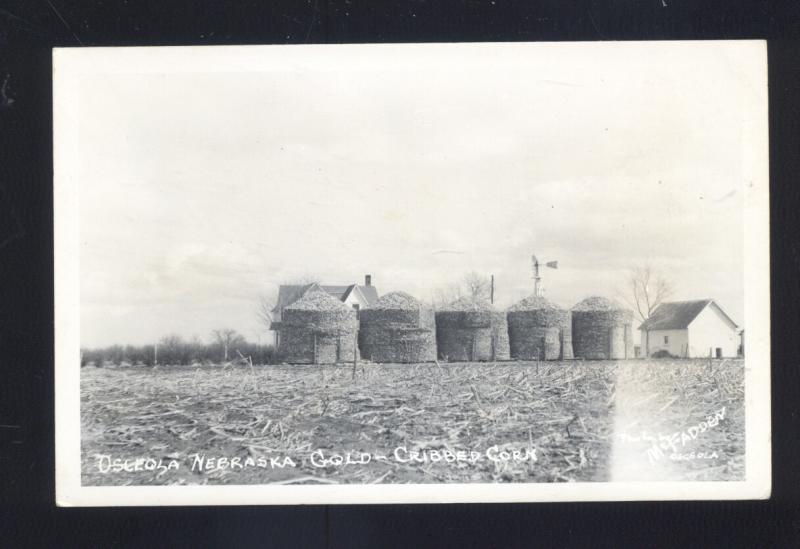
<box><xmin>638</xmin><ymin>299</ymin><xmax>740</xmax><ymax>358</ymax></box>
<box><xmin>270</xmin><ymin>275</ymin><xmax>379</xmax><ymax>347</ymax></box>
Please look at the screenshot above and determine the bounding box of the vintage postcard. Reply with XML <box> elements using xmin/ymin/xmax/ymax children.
<box><xmin>54</xmin><ymin>41</ymin><xmax>770</xmax><ymax>506</ymax></box>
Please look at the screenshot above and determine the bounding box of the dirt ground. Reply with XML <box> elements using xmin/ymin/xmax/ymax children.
<box><xmin>80</xmin><ymin>358</ymin><xmax>745</xmax><ymax>486</ymax></box>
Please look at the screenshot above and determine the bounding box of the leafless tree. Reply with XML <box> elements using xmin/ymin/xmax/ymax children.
<box><xmin>292</xmin><ymin>274</ymin><xmax>321</xmax><ymax>286</ymax></box>
<box><xmin>157</xmin><ymin>334</ymin><xmax>186</xmax><ymax>365</ymax></box>
<box><xmin>256</xmin><ymin>292</ymin><xmax>277</xmax><ymax>332</ymax></box>
<box><xmin>255</xmin><ymin>275</ymin><xmax>320</xmax><ymax>332</ymax></box>
<box><xmin>620</xmin><ymin>265</ymin><xmax>673</xmax><ymax>356</ymax></box>
<box><xmin>430</xmin><ymin>282</ymin><xmax>463</xmax><ymax>309</ymax></box>
<box><xmin>463</xmin><ymin>271</ymin><xmax>491</xmax><ymax>301</ymax></box>
<box><xmin>430</xmin><ymin>272</ymin><xmax>492</xmax><ymax>309</ymax></box>
<box><xmin>627</xmin><ymin>265</ymin><xmax>673</xmax><ymax>322</ymax></box>
<box><xmin>212</xmin><ymin>328</ymin><xmax>246</xmax><ymax>362</ymax></box>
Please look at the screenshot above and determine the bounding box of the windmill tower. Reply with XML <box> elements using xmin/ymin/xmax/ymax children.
<box><xmin>531</xmin><ymin>254</ymin><xmax>559</xmax><ymax>296</ymax></box>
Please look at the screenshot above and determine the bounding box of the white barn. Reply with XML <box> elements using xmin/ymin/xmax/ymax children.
<box><xmin>639</xmin><ymin>299</ymin><xmax>740</xmax><ymax>358</ymax></box>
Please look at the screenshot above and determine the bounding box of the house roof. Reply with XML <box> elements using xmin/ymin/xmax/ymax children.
<box><xmin>321</xmin><ymin>285</ymin><xmax>354</xmax><ymax>301</ymax></box>
<box><xmin>639</xmin><ymin>299</ymin><xmax>738</xmax><ymax>331</ymax></box>
<box><xmin>272</xmin><ymin>284</ymin><xmax>314</xmax><ymax>313</ymax></box>
<box><xmin>285</xmin><ymin>284</ymin><xmax>350</xmax><ymax>311</ymax></box>
<box><xmin>272</xmin><ymin>282</ymin><xmax>379</xmax><ymax>313</ymax></box>
<box><xmin>357</xmin><ymin>284</ymin><xmax>379</xmax><ymax>304</ymax></box>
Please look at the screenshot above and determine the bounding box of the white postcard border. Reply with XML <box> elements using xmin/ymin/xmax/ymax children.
<box><xmin>54</xmin><ymin>41</ymin><xmax>771</xmax><ymax>506</ymax></box>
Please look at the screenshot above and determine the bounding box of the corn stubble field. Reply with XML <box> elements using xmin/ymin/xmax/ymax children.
<box><xmin>81</xmin><ymin>358</ymin><xmax>745</xmax><ymax>486</ymax></box>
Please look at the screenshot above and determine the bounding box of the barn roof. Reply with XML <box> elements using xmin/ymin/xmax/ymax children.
<box><xmin>639</xmin><ymin>299</ymin><xmax>738</xmax><ymax>330</ymax></box>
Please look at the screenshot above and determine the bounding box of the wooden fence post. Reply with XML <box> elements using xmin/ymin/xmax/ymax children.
<box><xmin>471</xmin><ymin>333</ymin><xmax>477</xmax><ymax>362</ymax></box>
<box><xmin>352</xmin><ymin>331</ymin><xmax>358</xmax><ymax>379</ymax></box>
<box><xmin>624</xmin><ymin>324</ymin><xmax>629</xmax><ymax>359</ymax></box>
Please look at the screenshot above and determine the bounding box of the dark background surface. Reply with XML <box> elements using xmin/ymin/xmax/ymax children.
<box><xmin>1</xmin><ymin>1</ymin><xmax>799</xmax><ymax>547</ymax></box>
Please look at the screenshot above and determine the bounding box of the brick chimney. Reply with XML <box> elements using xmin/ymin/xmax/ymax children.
<box><xmin>365</xmin><ymin>274</ymin><xmax>372</xmax><ymax>286</ymax></box>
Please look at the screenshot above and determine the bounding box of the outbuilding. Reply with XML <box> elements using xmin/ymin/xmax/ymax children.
<box><xmin>638</xmin><ymin>299</ymin><xmax>739</xmax><ymax>358</ymax></box>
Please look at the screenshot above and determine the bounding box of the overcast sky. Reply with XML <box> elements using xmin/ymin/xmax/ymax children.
<box><xmin>74</xmin><ymin>42</ymin><xmax>760</xmax><ymax>347</ymax></box>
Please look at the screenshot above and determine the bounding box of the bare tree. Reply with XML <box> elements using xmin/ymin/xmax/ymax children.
<box><xmin>212</xmin><ymin>328</ymin><xmax>246</xmax><ymax>362</ymax></box>
<box><xmin>257</xmin><ymin>292</ymin><xmax>277</xmax><ymax>332</ymax></box>
<box><xmin>430</xmin><ymin>282</ymin><xmax>462</xmax><ymax>309</ymax></box>
<box><xmin>290</xmin><ymin>274</ymin><xmax>321</xmax><ymax>286</ymax></box>
<box><xmin>430</xmin><ymin>272</ymin><xmax>492</xmax><ymax>309</ymax></box>
<box><xmin>255</xmin><ymin>276</ymin><xmax>318</xmax><ymax>333</ymax></box>
<box><xmin>463</xmin><ymin>271</ymin><xmax>491</xmax><ymax>301</ymax></box>
<box><xmin>620</xmin><ymin>265</ymin><xmax>673</xmax><ymax>356</ymax></box>
<box><xmin>158</xmin><ymin>334</ymin><xmax>186</xmax><ymax>365</ymax></box>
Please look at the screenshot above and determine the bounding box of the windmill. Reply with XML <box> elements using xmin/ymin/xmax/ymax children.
<box><xmin>531</xmin><ymin>254</ymin><xmax>559</xmax><ymax>296</ymax></box>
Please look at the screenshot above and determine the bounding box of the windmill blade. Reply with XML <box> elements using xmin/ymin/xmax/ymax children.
<box><xmin>546</xmin><ymin>261</ymin><xmax>558</xmax><ymax>269</ymax></box>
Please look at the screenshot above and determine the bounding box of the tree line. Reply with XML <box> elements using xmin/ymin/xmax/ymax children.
<box><xmin>81</xmin><ymin>329</ymin><xmax>277</xmax><ymax>367</ymax></box>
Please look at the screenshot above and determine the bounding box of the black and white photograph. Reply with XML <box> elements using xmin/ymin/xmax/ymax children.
<box><xmin>53</xmin><ymin>41</ymin><xmax>770</xmax><ymax>505</ymax></box>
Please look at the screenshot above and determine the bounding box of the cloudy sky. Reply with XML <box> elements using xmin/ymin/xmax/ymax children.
<box><xmin>74</xmin><ymin>42</ymin><xmax>761</xmax><ymax>347</ymax></box>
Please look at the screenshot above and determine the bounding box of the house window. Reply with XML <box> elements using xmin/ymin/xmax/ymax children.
<box><xmin>664</xmin><ymin>335</ymin><xmax>669</xmax><ymax>344</ymax></box>
<box><xmin>352</xmin><ymin>304</ymin><xmax>360</xmax><ymax>311</ymax></box>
